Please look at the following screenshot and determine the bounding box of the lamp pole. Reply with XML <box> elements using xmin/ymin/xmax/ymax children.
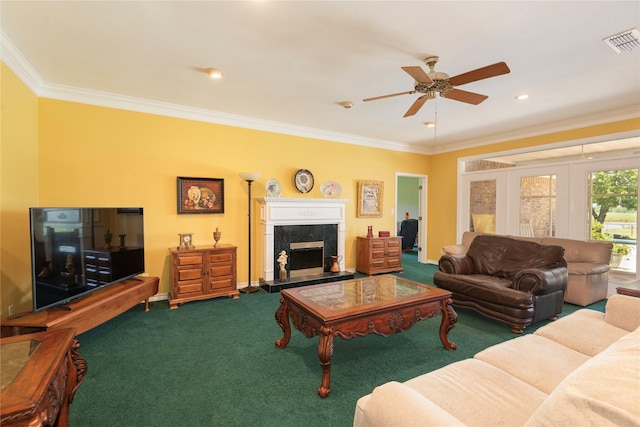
<box><xmin>239</xmin><ymin>172</ymin><xmax>261</xmax><ymax>293</ymax></box>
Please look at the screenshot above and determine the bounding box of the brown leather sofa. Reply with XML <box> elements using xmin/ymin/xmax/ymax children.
<box><xmin>434</xmin><ymin>234</ymin><xmax>568</xmax><ymax>333</ymax></box>
<box><xmin>443</xmin><ymin>232</ymin><xmax>613</xmax><ymax>306</ymax></box>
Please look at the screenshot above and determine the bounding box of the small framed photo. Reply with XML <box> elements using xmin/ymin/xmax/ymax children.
<box><xmin>357</xmin><ymin>180</ymin><xmax>384</xmax><ymax>217</ymax></box>
<box><xmin>177</xmin><ymin>177</ymin><xmax>224</xmax><ymax>214</ymax></box>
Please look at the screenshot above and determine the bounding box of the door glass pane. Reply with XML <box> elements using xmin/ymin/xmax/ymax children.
<box><xmin>519</xmin><ymin>175</ymin><xmax>556</xmax><ymax>237</ymax></box>
<box><xmin>589</xmin><ymin>168</ymin><xmax>637</xmax><ymax>274</ymax></box>
<box><xmin>469</xmin><ymin>180</ymin><xmax>496</xmax><ymax>233</ymax></box>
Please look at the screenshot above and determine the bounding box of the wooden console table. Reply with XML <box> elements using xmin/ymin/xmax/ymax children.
<box><xmin>3</xmin><ymin>276</ymin><xmax>159</xmax><ymax>336</ymax></box>
<box><xmin>1</xmin><ymin>328</ymin><xmax>87</xmax><ymax>426</ymax></box>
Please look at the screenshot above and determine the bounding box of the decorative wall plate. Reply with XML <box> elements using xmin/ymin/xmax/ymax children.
<box><xmin>265</xmin><ymin>179</ymin><xmax>282</xmax><ymax>197</ymax></box>
<box><xmin>320</xmin><ymin>181</ymin><xmax>342</xmax><ymax>198</ymax></box>
<box><xmin>294</xmin><ymin>169</ymin><xmax>314</xmax><ymax>193</ymax></box>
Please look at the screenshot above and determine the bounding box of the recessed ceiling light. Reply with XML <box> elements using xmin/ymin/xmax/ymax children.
<box><xmin>515</xmin><ymin>94</ymin><xmax>529</xmax><ymax>100</ymax></box>
<box><xmin>338</xmin><ymin>101</ymin><xmax>353</xmax><ymax>109</ymax></box>
<box><xmin>207</xmin><ymin>68</ymin><xmax>223</xmax><ymax>79</ymax></box>
<box><xmin>423</xmin><ymin>122</ymin><xmax>436</xmax><ymax>128</ymax></box>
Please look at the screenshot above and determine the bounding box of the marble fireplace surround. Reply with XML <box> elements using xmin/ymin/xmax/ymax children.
<box><xmin>258</xmin><ymin>198</ymin><xmax>347</xmax><ymax>282</ymax></box>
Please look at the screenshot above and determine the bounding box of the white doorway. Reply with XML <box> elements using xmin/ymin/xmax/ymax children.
<box><xmin>396</xmin><ymin>173</ymin><xmax>428</xmax><ymax>263</ymax></box>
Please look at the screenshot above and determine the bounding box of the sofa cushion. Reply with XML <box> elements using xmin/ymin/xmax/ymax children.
<box><xmin>525</xmin><ymin>327</ymin><xmax>640</xmax><ymax>427</ymax></box>
<box><xmin>534</xmin><ymin>309</ymin><xmax>629</xmax><ymax>356</ymax></box>
<box><xmin>474</xmin><ymin>334</ymin><xmax>590</xmax><ymax>394</ymax></box>
<box><xmin>403</xmin><ymin>359</ymin><xmax>547</xmax><ymax>427</ymax></box>
<box><xmin>353</xmin><ymin>381</ymin><xmax>465</xmax><ymax>427</ymax></box>
<box><xmin>467</xmin><ymin>235</ymin><xmax>565</xmax><ymax>278</ymax></box>
<box><xmin>541</xmin><ymin>237</ymin><xmax>612</xmax><ymax>264</ymax></box>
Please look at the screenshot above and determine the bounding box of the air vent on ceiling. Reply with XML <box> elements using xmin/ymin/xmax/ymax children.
<box><xmin>603</xmin><ymin>28</ymin><xmax>640</xmax><ymax>53</ymax></box>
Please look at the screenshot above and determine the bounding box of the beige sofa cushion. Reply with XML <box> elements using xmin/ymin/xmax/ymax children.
<box><xmin>403</xmin><ymin>359</ymin><xmax>546</xmax><ymax>427</ymax></box>
<box><xmin>534</xmin><ymin>309</ymin><xmax>629</xmax><ymax>356</ymax></box>
<box><xmin>353</xmin><ymin>381</ymin><xmax>465</xmax><ymax>427</ymax></box>
<box><xmin>474</xmin><ymin>334</ymin><xmax>590</xmax><ymax>393</ymax></box>
<box><xmin>525</xmin><ymin>327</ymin><xmax>640</xmax><ymax>427</ymax></box>
<box><xmin>541</xmin><ymin>237</ymin><xmax>612</xmax><ymax>264</ymax></box>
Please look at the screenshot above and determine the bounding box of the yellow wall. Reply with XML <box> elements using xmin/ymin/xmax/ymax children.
<box><xmin>2</xmin><ymin>60</ymin><xmax>638</xmax><ymax>317</ymax></box>
<box><xmin>1</xmin><ymin>70</ymin><xmax>431</xmax><ymax>315</ymax></box>
<box><xmin>427</xmin><ymin>118</ymin><xmax>640</xmax><ymax>258</ymax></box>
<box><xmin>1</xmin><ymin>63</ymin><xmax>40</xmax><ymax>317</ymax></box>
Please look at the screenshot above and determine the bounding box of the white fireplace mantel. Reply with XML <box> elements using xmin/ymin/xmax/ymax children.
<box><xmin>258</xmin><ymin>197</ymin><xmax>348</xmax><ymax>281</ymax></box>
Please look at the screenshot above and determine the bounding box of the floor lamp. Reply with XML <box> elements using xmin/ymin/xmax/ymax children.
<box><xmin>239</xmin><ymin>172</ymin><xmax>261</xmax><ymax>293</ymax></box>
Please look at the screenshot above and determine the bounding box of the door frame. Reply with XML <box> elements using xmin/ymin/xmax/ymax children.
<box><xmin>396</xmin><ymin>172</ymin><xmax>428</xmax><ymax>263</ymax></box>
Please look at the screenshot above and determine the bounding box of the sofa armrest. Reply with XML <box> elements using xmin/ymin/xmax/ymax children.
<box><xmin>605</xmin><ymin>294</ymin><xmax>640</xmax><ymax>331</ymax></box>
<box><xmin>438</xmin><ymin>255</ymin><xmax>475</xmax><ymax>275</ymax></box>
<box><xmin>512</xmin><ymin>266</ymin><xmax>567</xmax><ymax>295</ymax></box>
<box><xmin>354</xmin><ymin>381</ymin><xmax>465</xmax><ymax>427</ymax></box>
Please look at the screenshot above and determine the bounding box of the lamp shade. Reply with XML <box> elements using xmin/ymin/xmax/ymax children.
<box><xmin>239</xmin><ymin>172</ymin><xmax>261</xmax><ymax>182</ymax></box>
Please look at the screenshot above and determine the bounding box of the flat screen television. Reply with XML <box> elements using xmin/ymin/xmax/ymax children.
<box><xmin>29</xmin><ymin>207</ymin><xmax>145</xmax><ymax>312</ymax></box>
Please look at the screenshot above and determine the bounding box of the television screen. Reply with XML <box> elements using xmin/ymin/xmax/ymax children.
<box><xmin>29</xmin><ymin>207</ymin><xmax>145</xmax><ymax>312</ymax></box>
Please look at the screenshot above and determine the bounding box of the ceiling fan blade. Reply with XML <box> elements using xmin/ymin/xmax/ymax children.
<box><xmin>403</xmin><ymin>95</ymin><xmax>428</xmax><ymax>117</ymax></box>
<box><xmin>362</xmin><ymin>91</ymin><xmax>415</xmax><ymax>102</ymax></box>
<box><xmin>443</xmin><ymin>89</ymin><xmax>488</xmax><ymax>105</ymax></box>
<box><xmin>448</xmin><ymin>62</ymin><xmax>510</xmax><ymax>86</ymax></box>
<box><xmin>401</xmin><ymin>66</ymin><xmax>433</xmax><ymax>84</ymax></box>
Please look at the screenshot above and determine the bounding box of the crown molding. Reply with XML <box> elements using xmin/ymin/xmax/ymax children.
<box><xmin>1</xmin><ymin>31</ymin><xmax>426</xmax><ymax>155</ymax></box>
<box><xmin>433</xmin><ymin>104</ymin><xmax>640</xmax><ymax>154</ymax></box>
<box><xmin>3</xmin><ymin>30</ymin><xmax>635</xmax><ymax>157</ymax></box>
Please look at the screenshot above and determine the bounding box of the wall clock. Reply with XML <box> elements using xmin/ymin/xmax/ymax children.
<box><xmin>294</xmin><ymin>169</ymin><xmax>314</xmax><ymax>194</ymax></box>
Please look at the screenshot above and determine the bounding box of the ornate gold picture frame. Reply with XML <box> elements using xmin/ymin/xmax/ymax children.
<box><xmin>357</xmin><ymin>180</ymin><xmax>383</xmax><ymax>217</ymax></box>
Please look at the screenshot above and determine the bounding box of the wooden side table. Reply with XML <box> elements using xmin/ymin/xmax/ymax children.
<box><xmin>616</xmin><ymin>280</ymin><xmax>640</xmax><ymax>298</ymax></box>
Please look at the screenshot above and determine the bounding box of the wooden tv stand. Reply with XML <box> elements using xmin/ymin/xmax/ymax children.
<box><xmin>3</xmin><ymin>276</ymin><xmax>159</xmax><ymax>336</ymax></box>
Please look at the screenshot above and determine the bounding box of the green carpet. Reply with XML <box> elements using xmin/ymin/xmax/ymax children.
<box><xmin>70</xmin><ymin>251</ymin><xmax>606</xmax><ymax>426</ymax></box>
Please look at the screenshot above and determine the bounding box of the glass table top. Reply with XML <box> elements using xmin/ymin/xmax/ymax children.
<box><xmin>1</xmin><ymin>339</ymin><xmax>41</xmax><ymax>390</ymax></box>
<box><xmin>296</xmin><ymin>275</ymin><xmax>435</xmax><ymax>311</ymax></box>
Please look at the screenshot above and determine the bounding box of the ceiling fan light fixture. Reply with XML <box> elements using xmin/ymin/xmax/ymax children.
<box><xmin>423</xmin><ymin>121</ymin><xmax>436</xmax><ymax>128</ymax></box>
<box><xmin>207</xmin><ymin>68</ymin><xmax>223</xmax><ymax>79</ymax></box>
<box><xmin>603</xmin><ymin>28</ymin><xmax>640</xmax><ymax>53</ymax></box>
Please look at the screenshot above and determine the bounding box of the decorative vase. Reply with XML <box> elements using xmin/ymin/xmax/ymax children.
<box><xmin>610</xmin><ymin>253</ymin><xmax>623</xmax><ymax>268</ymax></box>
<box><xmin>213</xmin><ymin>227</ymin><xmax>221</xmax><ymax>247</ymax></box>
<box><xmin>104</xmin><ymin>229</ymin><xmax>113</xmax><ymax>250</ymax></box>
<box><xmin>367</xmin><ymin>226</ymin><xmax>373</xmax><ymax>238</ymax></box>
<box><xmin>330</xmin><ymin>255</ymin><xmax>343</xmax><ymax>273</ymax></box>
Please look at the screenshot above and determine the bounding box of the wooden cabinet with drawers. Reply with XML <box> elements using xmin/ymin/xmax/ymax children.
<box><xmin>169</xmin><ymin>245</ymin><xmax>238</xmax><ymax>309</ymax></box>
<box><xmin>356</xmin><ymin>236</ymin><xmax>403</xmax><ymax>275</ymax></box>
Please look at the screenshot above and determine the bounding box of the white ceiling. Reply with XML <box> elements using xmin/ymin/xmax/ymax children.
<box><xmin>1</xmin><ymin>1</ymin><xmax>639</xmax><ymax>154</ymax></box>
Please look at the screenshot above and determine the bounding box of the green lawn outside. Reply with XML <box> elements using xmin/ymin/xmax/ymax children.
<box><xmin>604</xmin><ymin>211</ymin><xmax>637</xmax><ymax>240</ymax></box>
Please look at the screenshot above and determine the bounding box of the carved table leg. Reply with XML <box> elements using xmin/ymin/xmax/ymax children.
<box><xmin>275</xmin><ymin>297</ymin><xmax>291</xmax><ymax>349</ymax></box>
<box><xmin>144</xmin><ymin>297</ymin><xmax>150</xmax><ymax>312</ymax></box>
<box><xmin>438</xmin><ymin>298</ymin><xmax>458</xmax><ymax>350</ymax></box>
<box><xmin>317</xmin><ymin>325</ymin><xmax>335</xmax><ymax>398</ymax></box>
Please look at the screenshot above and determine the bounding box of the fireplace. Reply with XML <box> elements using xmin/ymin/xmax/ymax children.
<box><xmin>258</xmin><ymin>198</ymin><xmax>347</xmax><ymax>282</ymax></box>
<box><xmin>289</xmin><ymin>241</ymin><xmax>324</xmax><ymax>277</ymax></box>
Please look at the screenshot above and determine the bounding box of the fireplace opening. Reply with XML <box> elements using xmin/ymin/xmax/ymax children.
<box><xmin>289</xmin><ymin>241</ymin><xmax>324</xmax><ymax>278</ymax></box>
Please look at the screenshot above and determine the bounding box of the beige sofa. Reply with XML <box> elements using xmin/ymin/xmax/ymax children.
<box><xmin>442</xmin><ymin>232</ymin><xmax>613</xmax><ymax>306</ymax></box>
<box><xmin>353</xmin><ymin>294</ymin><xmax>640</xmax><ymax>427</ymax></box>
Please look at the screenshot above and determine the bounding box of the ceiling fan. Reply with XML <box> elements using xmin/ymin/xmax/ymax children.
<box><xmin>363</xmin><ymin>56</ymin><xmax>510</xmax><ymax>118</ymax></box>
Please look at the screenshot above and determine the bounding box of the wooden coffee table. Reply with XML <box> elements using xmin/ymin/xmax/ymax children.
<box><xmin>274</xmin><ymin>274</ymin><xmax>457</xmax><ymax>397</ymax></box>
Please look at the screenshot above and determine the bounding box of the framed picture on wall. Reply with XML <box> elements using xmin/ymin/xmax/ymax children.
<box><xmin>177</xmin><ymin>177</ymin><xmax>224</xmax><ymax>214</ymax></box>
<box><xmin>357</xmin><ymin>180</ymin><xmax>383</xmax><ymax>217</ymax></box>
